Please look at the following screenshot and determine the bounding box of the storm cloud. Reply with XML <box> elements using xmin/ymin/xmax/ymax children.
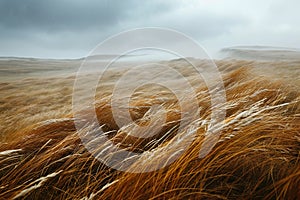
<box><xmin>0</xmin><ymin>0</ymin><xmax>299</xmax><ymax>58</ymax></box>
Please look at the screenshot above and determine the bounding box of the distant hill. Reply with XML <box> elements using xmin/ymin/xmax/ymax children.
<box><xmin>219</xmin><ymin>46</ymin><xmax>300</xmax><ymax>61</ymax></box>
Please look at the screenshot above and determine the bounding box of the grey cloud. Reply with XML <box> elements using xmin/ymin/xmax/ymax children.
<box><xmin>0</xmin><ymin>0</ymin><xmax>181</xmax><ymax>57</ymax></box>
<box><xmin>0</xmin><ymin>0</ymin><xmax>299</xmax><ymax>58</ymax></box>
<box><xmin>0</xmin><ymin>0</ymin><xmax>131</xmax><ymax>31</ymax></box>
<box><xmin>0</xmin><ymin>0</ymin><xmax>178</xmax><ymax>32</ymax></box>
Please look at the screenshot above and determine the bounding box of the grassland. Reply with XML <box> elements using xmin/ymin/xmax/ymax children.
<box><xmin>0</xmin><ymin>57</ymin><xmax>299</xmax><ymax>199</ymax></box>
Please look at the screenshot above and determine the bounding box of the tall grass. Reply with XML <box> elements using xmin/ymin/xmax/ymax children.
<box><xmin>0</xmin><ymin>60</ymin><xmax>299</xmax><ymax>199</ymax></box>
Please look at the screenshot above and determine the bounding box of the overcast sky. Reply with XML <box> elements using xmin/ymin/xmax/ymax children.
<box><xmin>0</xmin><ymin>0</ymin><xmax>299</xmax><ymax>58</ymax></box>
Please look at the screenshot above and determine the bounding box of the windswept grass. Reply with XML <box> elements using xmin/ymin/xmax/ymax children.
<box><xmin>0</xmin><ymin>59</ymin><xmax>299</xmax><ymax>199</ymax></box>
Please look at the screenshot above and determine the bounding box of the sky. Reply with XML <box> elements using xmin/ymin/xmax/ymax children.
<box><xmin>0</xmin><ymin>0</ymin><xmax>299</xmax><ymax>58</ymax></box>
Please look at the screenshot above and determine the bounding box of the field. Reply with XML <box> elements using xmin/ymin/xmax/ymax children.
<box><xmin>0</xmin><ymin>53</ymin><xmax>299</xmax><ymax>199</ymax></box>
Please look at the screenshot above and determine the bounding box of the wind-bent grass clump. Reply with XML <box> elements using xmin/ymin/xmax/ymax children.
<box><xmin>0</xmin><ymin>61</ymin><xmax>299</xmax><ymax>200</ymax></box>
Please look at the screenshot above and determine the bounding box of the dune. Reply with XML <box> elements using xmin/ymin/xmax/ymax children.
<box><xmin>0</xmin><ymin>54</ymin><xmax>299</xmax><ymax>199</ymax></box>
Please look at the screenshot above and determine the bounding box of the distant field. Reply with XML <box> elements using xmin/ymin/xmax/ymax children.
<box><xmin>0</xmin><ymin>50</ymin><xmax>299</xmax><ymax>199</ymax></box>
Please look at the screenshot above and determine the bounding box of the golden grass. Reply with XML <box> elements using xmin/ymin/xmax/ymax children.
<box><xmin>0</xmin><ymin>59</ymin><xmax>299</xmax><ymax>199</ymax></box>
